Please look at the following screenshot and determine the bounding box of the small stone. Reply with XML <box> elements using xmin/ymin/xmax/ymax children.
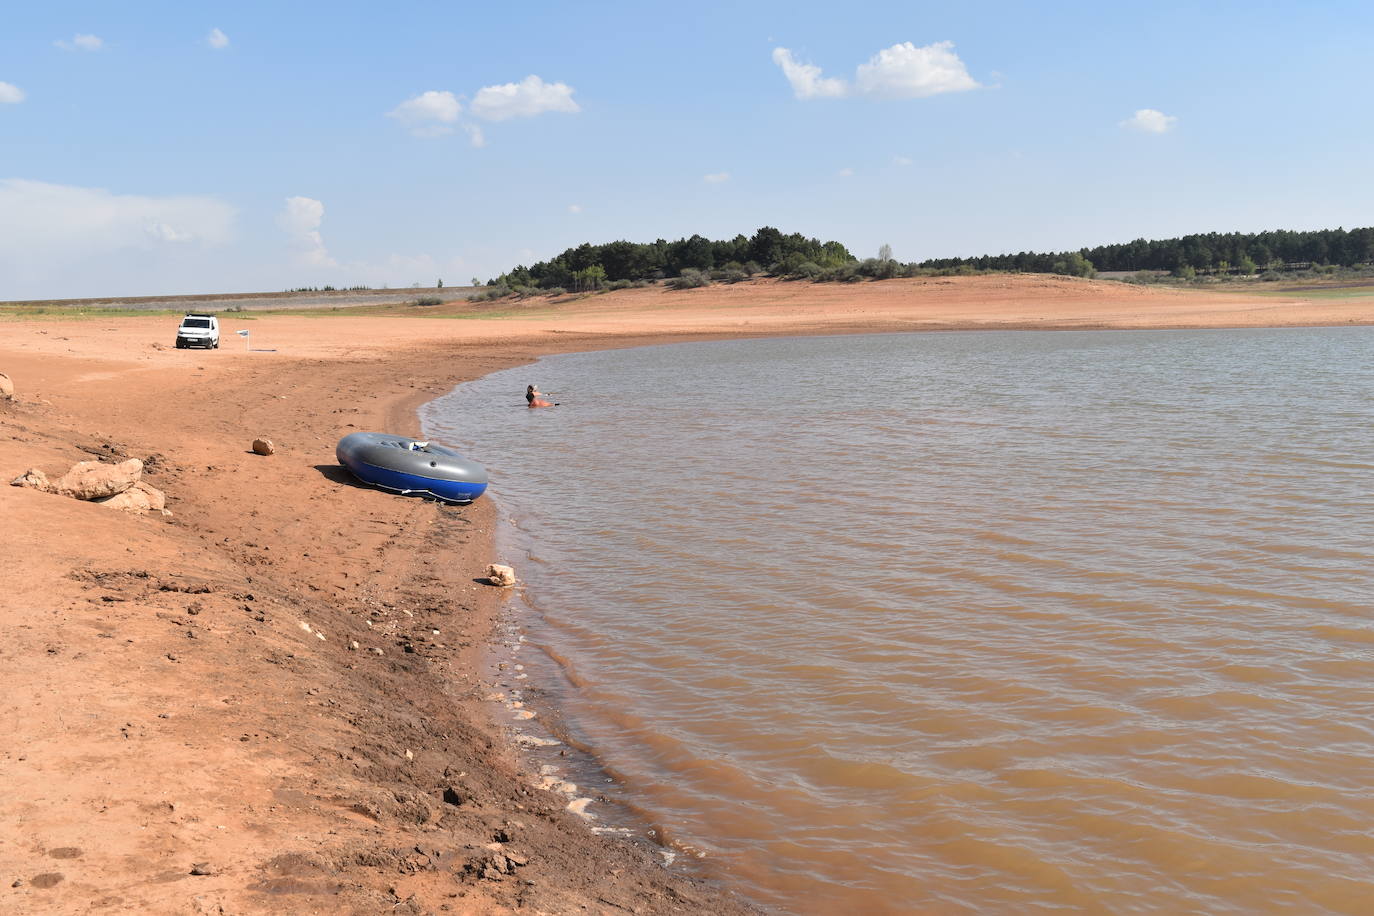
<box><xmin>485</xmin><ymin>564</ymin><xmax>516</xmax><ymax>588</ymax></box>
<box><xmin>10</xmin><ymin>468</ymin><xmax>50</xmax><ymax>491</ymax></box>
<box><xmin>190</xmin><ymin>862</ymin><xmax>215</xmax><ymax>876</ymax></box>
<box><xmin>441</xmin><ymin>787</ymin><xmax>464</xmax><ymax>806</ymax></box>
<box><xmin>0</xmin><ymin>372</ymin><xmax>13</xmax><ymax>399</ymax></box>
<box><xmin>251</xmin><ymin>438</ymin><xmax>275</xmax><ymax>456</ymax></box>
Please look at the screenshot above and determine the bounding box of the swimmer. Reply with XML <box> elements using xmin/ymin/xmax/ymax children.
<box><xmin>526</xmin><ymin>384</ymin><xmax>557</xmax><ymax>408</ymax></box>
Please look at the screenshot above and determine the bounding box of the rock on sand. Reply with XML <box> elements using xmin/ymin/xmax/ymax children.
<box><xmin>95</xmin><ymin>481</ymin><xmax>167</xmax><ymax>513</ymax></box>
<box><xmin>485</xmin><ymin>564</ymin><xmax>517</xmax><ymax>587</ymax></box>
<box><xmin>54</xmin><ymin>458</ymin><xmax>143</xmax><ymax>500</ymax></box>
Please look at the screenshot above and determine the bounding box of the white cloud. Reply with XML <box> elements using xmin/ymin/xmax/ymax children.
<box><xmin>470</xmin><ymin>75</ymin><xmax>580</xmax><ymax>121</ymax></box>
<box><xmin>208</xmin><ymin>28</ymin><xmax>229</xmax><ymax>50</ymax></box>
<box><xmin>771</xmin><ymin>48</ymin><xmax>847</xmax><ymax>100</ymax></box>
<box><xmin>893</xmin><ymin>155</ymin><xmax>913</xmax><ymax>166</ymax></box>
<box><xmin>703</xmin><ymin>172</ymin><xmax>730</xmax><ymax>184</ymax></box>
<box><xmin>1121</xmin><ymin>108</ymin><xmax>1177</xmax><ymax>133</ymax></box>
<box><xmin>0</xmin><ymin>179</ymin><xmax>235</xmax><ymax>295</ymax></box>
<box><xmin>0</xmin><ymin>179</ymin><xmax>233</xmax><ymax>249</ymax></box>
<box><xmin>773</xmin><ymin>41</ymin><xmax>980</xmax><ymax>101</ymax></box>
<box><xmin>838</xmin><ymin>167</ymin><xmax>854</xmax><ymax>177</ymax></box>
<box><xmin>56</xmin><ymin>34</ymin><xmax>103</xmax><ymax>51</ymax></box>
<box><xmin>0</xmin><ymin>82</ymin><xmax>25</xmax><ymax>104</ymax></box>
<box><xmin>568</xmin><ymin>204</ymin><xmax>582</xmax><ymax>214</ymax></box>
<box><xmin>463</xmin><ymin>123</ymin><xmax>486</xmax><ymax>147</ymax></box>
<box><xmin>855</xmin><ymin>41</ymin><xmax>980</xmax><ymax>98</ymax></box>
<box><xmin>387</xmin><ymin>90</ymin><xmax>462</xmax><ymax>137</ymax></box>
<box><xmin>277</xmin><ymin>196</ymin><xmax>336</xmax><ymax>268</ymax></box>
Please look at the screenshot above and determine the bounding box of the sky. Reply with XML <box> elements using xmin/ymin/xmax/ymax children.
<box><xmin>2</xmin><ymin>1</ymin><xmax>1373</xmax><ymax>299</ymax></box>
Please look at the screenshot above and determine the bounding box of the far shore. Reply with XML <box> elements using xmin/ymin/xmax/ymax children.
<box><xmin>3</xmin><ymin>273</ymin><xmax>1372</xmax><ymax>914</ymax></box>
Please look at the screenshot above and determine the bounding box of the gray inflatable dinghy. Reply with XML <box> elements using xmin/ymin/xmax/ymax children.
<box><xmin>336</xmin><ymin>431</ymin><xmax>488</xmax><ymax>504</ymax></box>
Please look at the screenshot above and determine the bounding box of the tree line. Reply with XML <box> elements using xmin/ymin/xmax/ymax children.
<box><xmin>919</xmin><ymin>226</ymin><xmax>1374</xmax><ymax>275</ymax></box>
<box><xmin>483</xmin><ymin>224</ymin><xmax>1374</xmax><ymax>297</ymax></box>
<box><xmin>492</xmin><ymin>227</ymin><xmax>855</xmax><ymax>291</ymax></box>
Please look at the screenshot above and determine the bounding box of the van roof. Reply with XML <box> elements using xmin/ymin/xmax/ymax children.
<box><xmin>183</xmin><ymin>313</ymin><xmax>216</xmax><ymax>319</ymax></box>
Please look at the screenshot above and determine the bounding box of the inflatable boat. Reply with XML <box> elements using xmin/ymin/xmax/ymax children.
<box><xmin>336</xmin><ymin>432</ymin><xmax>488</xmax><ymax>504</ymax></box>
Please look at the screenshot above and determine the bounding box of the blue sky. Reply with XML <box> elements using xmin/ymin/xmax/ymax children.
<box><xmin>2</xmin><ymin>1</ymin><xmax>1373</xmax><ymax>298</ymax></box>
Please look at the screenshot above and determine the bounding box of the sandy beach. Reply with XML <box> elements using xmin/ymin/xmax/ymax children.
<box><xmin>3</xmin><ymin>274</ymin><xmax>1371</xmax><ymax>915</ymax></box>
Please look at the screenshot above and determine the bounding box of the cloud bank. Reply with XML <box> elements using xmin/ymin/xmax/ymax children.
<box><xmin>0</xmin><ymin>179</ymin><xmax>236</xmax><ymax>297</ymax></box>
<box><xmin>0</xmin><ymin>82</ymin><xmax>25</xmax><ymax>104</ymax></box>
<box><xmin>0</xmin><ymin>179</ymin><xmax>234</xmax><ymax>250</ymax></box>
<box><xmin>773</xmin><ymin>41</ymin><xmax>980</xmax><ymax>100</ymax></box>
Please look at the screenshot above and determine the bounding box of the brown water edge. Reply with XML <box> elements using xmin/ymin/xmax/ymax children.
<box><xmin>480</xmin><ymin>567</ymin><xmax>703</xmax><ymax>866</ymax></box>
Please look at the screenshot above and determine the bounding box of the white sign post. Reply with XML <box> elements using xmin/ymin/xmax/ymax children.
<box><xmin>236</xmin><ymin>329</ymin><xmax>250</xmax><ymax>350</ymax></box>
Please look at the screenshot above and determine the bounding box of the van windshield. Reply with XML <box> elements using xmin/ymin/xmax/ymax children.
<box><xmin>181</xmin><ymin>319</ymin><xmax>211</xmax><ymax>328</ymax></box>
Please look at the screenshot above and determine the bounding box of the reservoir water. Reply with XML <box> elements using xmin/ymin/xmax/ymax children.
<box><xmin>422</xmin><ymin>328</ymin><xmax>1374</xmax><ymax>914</ymax></box>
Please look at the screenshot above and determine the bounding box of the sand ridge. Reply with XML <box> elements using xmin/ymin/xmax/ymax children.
<box><xmin>1</xmin><ymin>275</ymin><xmax>1368</xmax><ymax>914</ymax></box>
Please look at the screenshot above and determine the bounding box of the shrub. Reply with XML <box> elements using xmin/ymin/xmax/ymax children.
<box><xmin>816</xmin><ymin>262</ymin><xmax>855</xmax><ymax>282</ymax></box>
<box><xmin>474</xmin><ymin>285</ymin><xmax>512</xmax><ymax>301</ymax></box>
<box><xmin>856</xmin><ymin>258</ymin><xmax>900</xmax><ymax>280</ymax></box>
<box><xmin>413</xmin><ymin>296</ymin><xmax>442</xmax><ymax>307</ymax></box>
<box><xmin>667</xmin><ymin>268</ymin><xmax>710</xmax><ymax>289</ymax></box>
<box><xmin>543</xmin><ymin>287</ymin><xmax>568</xmax><ymax>297</ymax></box>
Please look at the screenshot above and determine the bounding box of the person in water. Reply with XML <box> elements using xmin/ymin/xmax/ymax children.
<box><xmin>526</xmin><ymin>384</ymin><xmax>556</xmax><ymax>408</ymax></box>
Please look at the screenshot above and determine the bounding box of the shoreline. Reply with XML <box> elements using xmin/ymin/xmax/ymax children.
<box><xmin>5</xmin><ymin>275</ymin><xmax>1374</xmax><ymax>913</ymax></box>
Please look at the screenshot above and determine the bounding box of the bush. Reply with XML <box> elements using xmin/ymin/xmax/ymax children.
<box><xmin>607</xmin><ymin>279</ymin><xmax>635</xmax><ymax>290</ymax></box>
<box><xmin>856</xmin><ymin>258</ymin><xmax>900</xmax><ymax>280</ymax></box>
<box><xmin>473</xmin><ymin>285</ymin><xmax>512</xmax><ymax>301</ymax></box>
<box><xmin>413</xmin><ymin>296</ymin><xmax>442</xmax><ymax>307</ymax></box>
<box><xmin>816</xmin><ymin>262</ymin><xmax>856</xmax><ymax>282</ymax></box>
<box><xmin>543</xmin><ymin>287</ymin><xmax>568</xmax><ymax>297</ymax></box>
<box><xmin>667</xmin><ymin>268</ymin><xmax>710</xmax><ymax>289</ymax></box>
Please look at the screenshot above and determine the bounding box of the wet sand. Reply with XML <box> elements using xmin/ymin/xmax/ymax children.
<box><xmin>1</xmin><ymin>275</ymin><xmax>1370</xmax><ymax>913</ymax></box>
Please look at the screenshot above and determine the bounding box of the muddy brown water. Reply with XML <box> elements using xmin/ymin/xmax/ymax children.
<box><xmin>425</xmin><ymin>329</ymin><xmax>1374</xmax><ymax>914</ymax></box>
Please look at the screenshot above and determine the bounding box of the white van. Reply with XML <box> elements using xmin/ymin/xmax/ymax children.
<box><xmin>175</xmin><ymin>314</ymin><xmax>220</xmax><ymax>349</ymax></box>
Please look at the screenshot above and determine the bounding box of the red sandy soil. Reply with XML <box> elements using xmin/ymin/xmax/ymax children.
<box><xmin>1</xmin><ymin>275</ymin><xmax>1367</xmax><ymax>915</ymax></box>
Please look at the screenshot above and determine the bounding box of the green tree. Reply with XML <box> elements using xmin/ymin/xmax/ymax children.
<box><xmin>572</xmin><ymin>264</ymin><xmax>607</xmax><ymax>292</ymax></box>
